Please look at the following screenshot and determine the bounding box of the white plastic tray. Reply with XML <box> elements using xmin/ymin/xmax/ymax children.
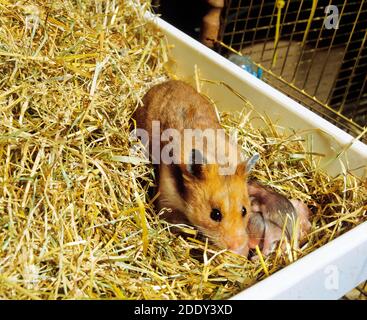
<box><xmin>148</xmin><ymin>14</ymin><xmax>367</xmax><ymax>300</ymax></box>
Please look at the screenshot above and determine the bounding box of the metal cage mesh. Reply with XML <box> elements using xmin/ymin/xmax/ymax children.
<box><xmin>218</xmin><ymin>0</ymin><xmax>367</xmax><ymax>139</ymax></box>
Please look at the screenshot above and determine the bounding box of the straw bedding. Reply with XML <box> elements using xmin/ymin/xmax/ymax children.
<box><xmin>0</xmin><ymin>0</ymin><xmax>366</xmax><ymax>299</ymax></box>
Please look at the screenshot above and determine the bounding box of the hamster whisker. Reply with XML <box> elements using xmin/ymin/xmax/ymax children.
<box><xmin>196</xmin><ymin>226</ymin><xmax>221</xmax><ymax>243</ymax></box>
<box><xmin>248</xmin><ymin>236</ymin><xmax>266</xmax><ymax>240</ymax></box>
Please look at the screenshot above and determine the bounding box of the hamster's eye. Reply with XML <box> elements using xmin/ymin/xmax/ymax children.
<box><xmin>210</xmin><ymin>208</ymin><xmax>222</xmax><ymax>222</ymax></box>
<box><xmin>242</xmin><ymin>206</ymin><xmax>247</xmax><ymax>217</ymax></box>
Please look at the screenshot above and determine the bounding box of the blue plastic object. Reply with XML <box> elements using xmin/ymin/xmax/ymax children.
<box><xmin>228</xmin><ymin>54</ymin><xmax>263</xmax><ymax>79</ymax></box>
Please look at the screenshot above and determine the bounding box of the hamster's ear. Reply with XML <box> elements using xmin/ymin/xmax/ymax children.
<box><xmin>246</xmin><ymin>153</ymin><xmax>260</xmax><ymax>172</ymax></box>
<box><xmin>236</xmin><ymin>153</ymin><xmax>260</xmax><ymax>177</ymax></box>
<box><xmin>235</xmin><ymin>162</ymin><xmax>247</xmax><ymax>176</ymax></box>
<box><xmin>186</xmin><ymin>149</ymin><xmax>206</xmax><ymax>179</ymax></box>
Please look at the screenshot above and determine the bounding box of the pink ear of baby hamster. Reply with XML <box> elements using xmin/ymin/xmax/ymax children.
<box><xmin>290</xmin><ymin>199</ymin><xmax>312</xmax><ymax>240</ymax></box>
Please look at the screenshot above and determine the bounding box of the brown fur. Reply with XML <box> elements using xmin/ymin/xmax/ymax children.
<box><xmin>134</xmin><ymin>80</ymin><xmax>252</xmax><ymax>256</ymax></box>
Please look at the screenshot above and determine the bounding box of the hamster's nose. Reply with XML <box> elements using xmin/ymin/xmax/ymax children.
<box><xmin>228</xmin><ymin>243</ymin><xmax>249</xmax><ymax>257</ymax></box>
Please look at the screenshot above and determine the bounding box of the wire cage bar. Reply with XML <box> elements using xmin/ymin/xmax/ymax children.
<box><xmin>218</xmin><ymin>0</ymin><xmax>367</xmax><ymax>139</ymax></box>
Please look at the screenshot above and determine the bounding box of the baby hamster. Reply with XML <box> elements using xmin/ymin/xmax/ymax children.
<box><xmin>247</xmin><ymin>179</ymin><xmax>311</xmax><ymax>256</ymax></box>
<box><xmin>134</xmin><ymin>80</ymin><xmax>257</xmax><ymax>256</ymax></box>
